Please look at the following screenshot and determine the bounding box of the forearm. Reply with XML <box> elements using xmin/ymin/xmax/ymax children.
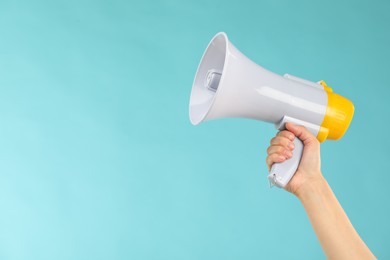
<box><xmin>296</xmin><ymin>175</ymin><xmax>375</xmax><ymax>260</ymax></box>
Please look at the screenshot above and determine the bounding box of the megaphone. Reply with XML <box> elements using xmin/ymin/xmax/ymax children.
<box><xmin>189</xmin><ymin>32</ymin><xmax>354</xmax><ymax>188</ymax></box>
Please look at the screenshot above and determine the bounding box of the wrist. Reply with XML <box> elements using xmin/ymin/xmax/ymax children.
<box><xmin>294</xmin><ymin>174</ymin><xmax>328</xmax><ymax>201</ymax></box>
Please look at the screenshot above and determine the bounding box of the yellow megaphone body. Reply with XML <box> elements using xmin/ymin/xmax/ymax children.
<box><xmin>189</xmin><ymin>32</ymin><xmax>354</xmax><ymax>188</ymax></box>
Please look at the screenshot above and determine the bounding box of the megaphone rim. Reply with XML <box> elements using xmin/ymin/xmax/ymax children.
<box><xmin>189</xmin><ymin>32</ymin><xmax>229</xmax><ymax>125</ymax></box>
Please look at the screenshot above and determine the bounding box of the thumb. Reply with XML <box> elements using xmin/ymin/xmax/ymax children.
<box><xmin>285</xmin><ymin>123</ymin><xmax>318</xmax><ymax>146</ymax></box>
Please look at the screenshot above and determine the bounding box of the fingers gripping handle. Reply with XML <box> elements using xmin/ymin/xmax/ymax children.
<box><xmin>267</xmin><ymin>137</ymin><xmax>304</xmax><ymax>188</ymax></box>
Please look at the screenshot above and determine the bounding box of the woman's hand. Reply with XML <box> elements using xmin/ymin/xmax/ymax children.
<box><xmin>266</xmin><ymin>123</ymin><xmax>376</xmax><ymax>259</ymax></box>
<box><xmin>265</xmin><ymin>123</ymin><xmax>323</xmax><ymax>195</ymax></box>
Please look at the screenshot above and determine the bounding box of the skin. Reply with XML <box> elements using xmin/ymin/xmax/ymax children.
<box><xmin>266</xmin><ymin>123</ymin><xmax>376</xmax><ymax>260</ymax></box>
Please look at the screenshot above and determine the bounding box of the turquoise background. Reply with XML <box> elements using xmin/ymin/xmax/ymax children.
<box><xmin>0</xmin><ymin>0</ymin><xmax>389</xmax><ymax>259</ymax></box>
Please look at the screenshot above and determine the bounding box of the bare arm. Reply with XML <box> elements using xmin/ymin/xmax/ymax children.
<box><xmin>266</xmin><ymin>123</ymin><xmax>375</xmax><ymax>259</ymax></box>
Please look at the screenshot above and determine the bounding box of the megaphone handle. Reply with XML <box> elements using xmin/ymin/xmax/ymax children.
<box><xmin>267</xmin><ymin>137</ymin><xmax>304</xmax><ymax>188</ymax></box>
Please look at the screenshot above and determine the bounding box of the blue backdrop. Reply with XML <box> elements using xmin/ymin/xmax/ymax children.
<box><xmin>0</xmin><ymin>0</ymin><xmax>389</xmax><ymax>259</ymax></box>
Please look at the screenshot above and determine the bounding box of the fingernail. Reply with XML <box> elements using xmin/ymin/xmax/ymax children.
<box><xmin>288</xmin><ymin>142</ymin><xmax>295</xmax><ymax>149</ymax></box>
<box><xmin>285</xmin><ymin>150</ymin><xmax>293</xmax><ymax>157</ymax></box>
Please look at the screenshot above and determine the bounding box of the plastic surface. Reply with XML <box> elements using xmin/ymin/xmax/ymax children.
<box><xmin>189</xmin><ymin>32</ymin><xmax>328</xmax><ymax>128</ymax></box>
<box><xmin>188</xmin><ymin>32</ymin><xmax>354</xmax><ymax>189</ymax></box>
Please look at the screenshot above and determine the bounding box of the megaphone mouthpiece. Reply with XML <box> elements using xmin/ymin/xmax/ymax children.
<box><xmin>205</xmin><ymin>69</ymin><xmax>222</xmax><ymax>92</ymax></box>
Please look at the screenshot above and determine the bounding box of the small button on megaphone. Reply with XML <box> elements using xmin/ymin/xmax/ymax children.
<box><xmin>189</xmin><ymin>32</ymin><xmax>354</xmax><ymax>188</ymax></box>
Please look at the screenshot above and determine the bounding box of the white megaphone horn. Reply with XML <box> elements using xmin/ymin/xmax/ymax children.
<box><xmin>189</xmin><ymin>32</ymin><xmax>354</xmax><ymax>188</ymax></box>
